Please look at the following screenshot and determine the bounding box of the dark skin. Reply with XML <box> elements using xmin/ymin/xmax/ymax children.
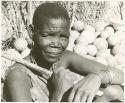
<box><xmin>6</xmin><ymin>18</ymin><xmax>70</xmax><ymax>101</ymax></box>
<box><xmin>33</xmin><ymin>18</ymin><xmax>70</xmax><ymax>64</ymax></box>
<box><xmin>6</xmin><ymin>18</ymin><xmax>124</xmax><ymax>102</ymax></box>
<box><xmin>51</xmin><ymin>53</ymin><xmax>124</xmax><ymax>102</ymax></box>
<box><xmin>6</xmin><ymin>67</ymin><xmax>32</xmax><ymax>102</ymax></box>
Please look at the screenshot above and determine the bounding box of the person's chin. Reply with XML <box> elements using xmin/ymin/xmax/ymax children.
<box><xmin>43</xmin><ymin>52</ymin><xmax>61</xmax><ymax>63</ymax></box>
<box><xmin>45</xmin><ymin>57</ymin><xmax>58</xmax><ymax>63</ymax></box>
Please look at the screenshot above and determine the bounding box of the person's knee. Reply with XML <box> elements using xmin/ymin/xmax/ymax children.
<box><xmin>103</xmin><ymin>85</ymin><xmax>123</xmax><ymax>101</ymax></box>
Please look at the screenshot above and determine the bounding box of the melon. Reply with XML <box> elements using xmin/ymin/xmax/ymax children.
<box><xmin>80</xmin><ymin>30</ymin><xmax>92</xmax><ymax>36</ymax></box>
<box><xmin>114</xmin><ymin>54</ymin><xmax>124</xmax><ymax>65</ymax></box>
<box><xmin>75</xmin><ymin>36</ymin><xmax>88</xmax><ymax>45</ymax></box>
<box><xmin>84</xmin><ymin>25</ymin><xmax>95</xmax><ymax>32</ymax></box>
<box><xmin>95</xmin><ymin>31</ymin><xmax>101</xmax><ymax>37</ymax></box>
<box><xmin>105</xmin><ymin>55</ymin><xmax>117</xmax><ymax>67</ymax></box>
<box><xmin>73</xmin><ymin>44</ymin><xmax>88</xmax><ymax>56</ymax></box>
<box><xmin>100</xmin><ymin>30</ymin><xmax>111</xmax><ymax>39</ymax></box>
<box><xmin>94</xmin><ymin>38</ymin><xmax>108</xmax><ymax>50</ymax></box>
<box><xmin>107</xmin><ymin>35</ymin><xmax>121</xmax><ymax>46</ymax></box>
<box><xmin>13</xmin><ymin>38</ymin><xmax>28</xmax><ymax>52</ymax></box>
<box><xmin>87</xmin><ymin>45</ymin><xmax>97</xmax><ymax>56</ymax></box>
<box><xmin>96</xmin><ymin>49</ymin><xmax>111</xmax><ymax>58</ymax></box>
<box><xmin>100</xmin><ymin>26</ymin><xmax>114</xmax><ymax>39</ymax></box>
<box><xmin>67</xmin><ymin>30</ymin><xmax>81</xmax><ymax>51</ymax></box>
<box><xmin>70</xmin><ymin>30</ymin><xmax>81</xmax><ymax>41</ymax></box>
<box><xmin>80</xmin><ymin>31</ymin><xmax>96</xmax><ymax>44</ymax></box>
<box><xmin>112</xmin><ymin>44</ymin><xmax>122</xmax><ymax>56</ymax></box>
<box><xmin>105</xmin><ymin>26</ymin><xmax>115</xmax><ymax>35</ymax></box>
<box><xmin>72</xmin><ymin>20</ymin><xmax>84</xmax><ymax>32</ymax></box>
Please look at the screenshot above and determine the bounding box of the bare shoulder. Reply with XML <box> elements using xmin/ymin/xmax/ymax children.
<box><xmin>7</xmin><ymin>66</ymin><xmax>28</xmax><ymax>80</ymax></box>
<box><xmin>6</xmin><ymin>54</ymin><xmax>31</xmax><ymax>81</ymax></box>
<box><xmin>6</xmin><ymin>64</ymin><xmax>32</xmax><ymax>101</ymax></box>
<box><xmin>55</xmin><ymin>50</ymin><xmax>76</xmax><ymax>69</ymax></box>
<box><xmin>5</xmin><ymin>55</ymin><xmax>33</xmax><ymax>101</ymax></box>
<box><xmin>61</xmin><ymin>50</ymin><xmax>75</xmax><ymax>58</ymax></box>
<box><xmin>61</xmin><ymin>50</ymin><xmax>83</xmax><ymax>61</ymax></box>
<box><xmin>6</xmin><ymin>63</ymin><xmax>31</xmax><ymax>87</ymax></box>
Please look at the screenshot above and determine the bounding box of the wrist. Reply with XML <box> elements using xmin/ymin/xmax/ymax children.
<box><xmin>92</xmin><ymin>69</ymin><xmax>113</xmax><ymax>85</ymax></box>
<box><xmin>89</xmin><ymin>73</ymin><xmax>102</xmax><ymax>84</ymax></box>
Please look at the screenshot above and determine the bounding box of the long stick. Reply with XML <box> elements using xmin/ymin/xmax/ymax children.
<box><xmin>2</xmin><ymin>54</ymin><xmax>52</xmax><ymax>78</ymax></box>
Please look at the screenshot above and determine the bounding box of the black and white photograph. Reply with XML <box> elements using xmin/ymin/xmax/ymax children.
<box><xmin>1</xmin><ymin>1</ymin><xmax>124</xmax><ymax>102</ymax></box>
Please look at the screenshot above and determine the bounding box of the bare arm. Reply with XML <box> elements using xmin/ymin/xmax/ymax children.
<box><xmin>51</xmin><ymin>51</ymin><xmax>123</xmax><ymax>102</ymax></box>
<box><xmin>58</xmin><ymin>50</ymin><xmax>124</xmax><ymax>84</ymax></box>
<box><xmin>6</xmin><ymin>68</ymin><xmax>32</xmax><ymax>102</ymax></box>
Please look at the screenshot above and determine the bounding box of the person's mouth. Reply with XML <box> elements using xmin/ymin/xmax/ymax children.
<box><xmin>45</xmin><ymin>51</ymin><xmax>61</xmax><ymax>57</ymax></box>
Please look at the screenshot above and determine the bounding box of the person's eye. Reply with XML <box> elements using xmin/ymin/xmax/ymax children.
<box><xmin>41</xmin><ymin>33</ymin><xmax>49</xmax><ymax>37</ymax></box>
<box><xmin>49</xmin><ymin>33</ymin><xmax>55</xmax><ymax>36</ymax></box>
<box><xmin>61</xmin><ymin>34</ymin><xmax>69</xmax><ymax>39</ymax></box>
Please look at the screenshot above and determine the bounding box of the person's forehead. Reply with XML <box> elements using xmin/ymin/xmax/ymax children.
<box><xmin>45</xmin><ymin>18</ymin><xmax>70</xmax><ymax>27</ymax></box>
<box><xmin>40</xmin><ymin>18</ymin><xmax>70</xmax><ymax>32</ymax></box>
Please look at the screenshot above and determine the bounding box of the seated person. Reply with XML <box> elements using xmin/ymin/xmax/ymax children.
<box><xmin>4</xmin><ymin>2</ymin><xmax>124</xmax><ymax>102</ymax></box>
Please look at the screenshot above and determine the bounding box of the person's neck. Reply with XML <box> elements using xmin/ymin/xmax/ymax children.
<box><xmin>32</xmin><ymin>46</ymin><xmax>52</xmax><ymax>70</ymax></box>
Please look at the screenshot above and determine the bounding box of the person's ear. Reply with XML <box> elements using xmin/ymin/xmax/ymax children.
<box><xmin>27</xmin><ymin>24</ymin><xmax>34</xmax><ymax>39</ymax></box>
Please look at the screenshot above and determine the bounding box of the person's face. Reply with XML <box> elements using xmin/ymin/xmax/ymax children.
<box><xmin>34</xmin><ymin>18</ymin><xmax>70</xmax><ymax>63</ymax></box>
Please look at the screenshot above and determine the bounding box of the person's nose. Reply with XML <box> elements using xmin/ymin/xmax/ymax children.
<box><xmin>51</xmin><ymin>36</ymin><xmax>62</xmax><ymax>48</ymax></box>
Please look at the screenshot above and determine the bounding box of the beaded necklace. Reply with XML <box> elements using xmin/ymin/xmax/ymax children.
<box><xmin>30</xmin><ymin>50</ymin><xmax>58</xmax><ymax>72</ymax></box>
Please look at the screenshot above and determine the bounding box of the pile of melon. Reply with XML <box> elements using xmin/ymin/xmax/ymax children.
<box><xmin>67</xmin><ymin>20</ymin><xmax>124</xmax><ymax>70</ymax></box>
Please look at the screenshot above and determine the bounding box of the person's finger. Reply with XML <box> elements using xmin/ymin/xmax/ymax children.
<box><xmin>73</xmin><ymin>89</ymin><xmax>83</xmax><ymax>102</ymax></box>
<box><xmin>80</xmin><ymin>92</ymin><xmax>89</xmax><ymax>102</ymax></box>
<box><xmin>68</xmin><ymin>88</ymin><xmax>76</xmax><ymax>102</ymax></box>
<box><xmin>87</xmin><ymin>93</ymin><xmax>95</xmax><ymax>102</ymax></box>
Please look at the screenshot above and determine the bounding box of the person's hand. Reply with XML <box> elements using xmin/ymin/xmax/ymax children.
<box><xmin>51</xmin><ymin>67</ymin><xmax>75</xmax><ymax>102</ymax></box>
<box><xmin>68</xmin><ymin>74</ymin><xmax>102</xmax><ymax>102</ymax></box>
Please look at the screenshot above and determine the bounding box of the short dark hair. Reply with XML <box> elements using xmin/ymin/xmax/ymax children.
<box><xmin>33</xmin><ymin>2</ymin><xmax>70</xmax><ymax>31</ymax></box>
